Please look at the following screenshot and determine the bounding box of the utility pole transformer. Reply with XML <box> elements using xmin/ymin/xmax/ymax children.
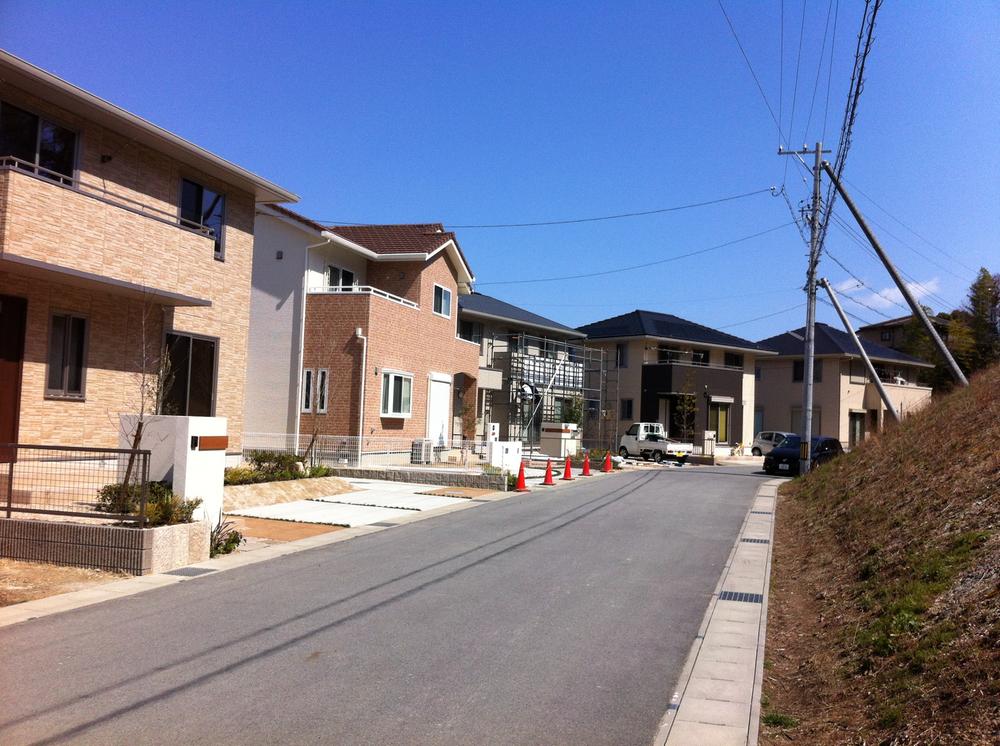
<box><xmin>820</xmin><ymin>162</ymin><xmax>969</xmax><ymax>388</ymax></box>
<box><xmin>779</xmin><ymin>142</ymin><xmax>831</xmax><ymax>473</ymax></box>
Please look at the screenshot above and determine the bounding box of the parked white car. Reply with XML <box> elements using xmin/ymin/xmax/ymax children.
<box><xmin>750</xmin><ymin>431</ymin><xmax>795</xmax><ymax>456</ymax></box>
<box><xmin>619</xmin><ymin>422</ymin><xmax>693</xmax><ymax>463</ymax></box>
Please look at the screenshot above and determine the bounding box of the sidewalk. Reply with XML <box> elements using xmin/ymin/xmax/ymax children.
<box><xmin>654</xmin><ymin>477</ymin><xmax>782</xmax><ymax>745</ymax></box>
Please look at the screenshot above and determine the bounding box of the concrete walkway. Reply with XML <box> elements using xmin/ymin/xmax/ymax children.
<box><xmin>228</xmin><ymin>477</ymin><xmax>473</xmax><ymax>527</ymax></box>
<box><xmin>655</xmin><ymin>477</ymin><xmax>782</xmax><ymax>745</ymax></box>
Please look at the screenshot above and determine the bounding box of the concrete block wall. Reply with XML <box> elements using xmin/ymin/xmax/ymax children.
<box><xmin>0</xmin><ymin>518</ymin><xmax>209</xmax><ymax>575</ymax></box>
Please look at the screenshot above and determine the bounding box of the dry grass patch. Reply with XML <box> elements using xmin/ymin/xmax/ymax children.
<box><xmin>0</xmin><ymin>559</ymin><xmax>127</xmax><ymax>607</ymax></box>
<box><xmin>762</xmin><ymin>363</ymin><xmax>1000</xmax><ymax>745</ymax></box>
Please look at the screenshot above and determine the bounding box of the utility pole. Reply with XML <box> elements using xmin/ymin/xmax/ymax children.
<box><xmin>820</xmin><ymin>161</ymin><xmax>970</xmax><ymax>388</ymax></box>
<box><xmin>779</xmin><ymin>142</ymin><xmax>831</xmax><ymax>474</ymax></box>
<box><xmin>820</xmin><ymin>277</ymin><xmax>901</xmax><ymax>424</ymax></box>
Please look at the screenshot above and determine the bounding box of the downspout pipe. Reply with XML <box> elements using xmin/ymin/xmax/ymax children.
<box><xmin>355</xmin><ymin>327</ymin><xmax>367</xmax><ymax>467</ymax></box>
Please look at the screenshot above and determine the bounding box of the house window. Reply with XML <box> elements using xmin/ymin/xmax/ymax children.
<box><xmin>692</xmin><ymin>349</ymin><xmax>710</xmax><ymax>366</ymax></box>
<box><xmin>792</xmin><ymin>359</ymin><xmax>822</xmax><ymax>382</ymax></box>
<box><xmin>791</xmin><ymin>406</ymin><xmax>822</xmax><ymax>435</ymax></box>
<box><xmin>458</xmin><ymin>320</ymin><xmax>484</xmax><ymax>350</ymax></box>
<box><xmin>708</xmin><ymin>402</ymin><xmax>730</xmax><ymax>443</ymax></box>
<box><xmin>0</xmin><ymin>100</ymin><xmax>77</xmax><ymax>183</ymax></box>
<box><xmin>162</xmin><ymin>333</ymin><xmax>217</xmax><ymax>416</ymax></box>
<box><xmin>317</xmin><ymin>369</ymin><xmax>329</xmax><ymax>414</ymax></box>
<box><xmin>620</xmin><ymin>398</ymin><xmax>634</xmax><ymax>420</ymax></box>
<box><xmin>755</xmin><ymin>366</ymin><xmax>762</xmax><ymax>381</ymax></box>
<box><xmin>881</xmin><ymin>329</ymin><xmax>893</xmax><ymax>342</ymax></box>
<box><xmin>433</xmin><ymin>285</ymin><xmax>452</xmax><ymax>318</ymax></box>
<box><xmin>381</xmin><ymin>371</ymin><xmax>413</xmax><ymax>417</ymax></box>
<box><xmin>326</xmin><ymin>265</ymin><xmax>355</xmax><ymax>288</ymax></box>
<box><xmin>301</xmin><ymin>369</ymin><xmax>313</xmax><ymax>413</ymax></box>
<box><xmin>724</xmin><ymin>352</ymin><xmax>744</xmax><ymax>369</ymax></box>
<box><xmin>180</xmin><ymin>178</ymin><xmax>226</xmax><ymax>260</ymax></box>
<box><xmin>615</xmin><ymin>343</ymin><xmax>629</xmax><ymax>368</ymax></box>
<box><xmin>849</xmin><ymin>360</ymin><xmax>867</xmax><ymax>383</ymax></box>
<box><xmin>509</xmin><ymin>333</ymin><xmax>521</xmax><ymax>353</ymax></box>
<box><xmin>45</xmin><ymin>313</ymin><xmax>87</xmax><ymax>398</ymax></box>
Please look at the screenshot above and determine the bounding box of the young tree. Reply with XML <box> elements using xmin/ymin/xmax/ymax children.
<box><xmin>673</xmin><ymin>369</ymin><xmax>697</xmax><ymax>441</ymax></box>
<box><xmin>965</xmin><ymin>267</ymin><xmax>1000</xmax><ymax>372</ymax></box>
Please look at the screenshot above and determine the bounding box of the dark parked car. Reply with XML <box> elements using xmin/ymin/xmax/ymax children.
<box><xmin>763</xmin><ymin>435</ymin><xmax>843</xmax><ymax>476</ymax></box>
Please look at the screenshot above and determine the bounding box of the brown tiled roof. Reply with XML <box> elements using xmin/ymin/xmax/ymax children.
<box><xmin>326</xmin><ymin>223</ymin><xmax>456</xmax><ymax>255</ymax></box>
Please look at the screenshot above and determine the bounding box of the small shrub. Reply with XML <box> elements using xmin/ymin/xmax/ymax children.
<box><xmin>97</xmin><ymin>481</ymin><xmax>200</xmax><ymax>526</ymax></box>
<box><xmin>506</xmin><ymin>472</ymin><xmax>519</xmax><ymax>491</ymax></box>
<box><xmin>97</xmin><ymin>480</ymin><xmax>173</xmax><ymax>514</ymax></box>
<box><xmin>308</xmin><ymin>465</ymin><xmax>333</xmax><ymax>478</ymax></box>
<box><xmin>210</xmin><ymin>515</ymin><xmax>244</xmax><ymax>557</ymax></box>
<box><xmin>246</xmin><ymin>450</ymin><xmax>303</xmax><ymax>473</ymax></box>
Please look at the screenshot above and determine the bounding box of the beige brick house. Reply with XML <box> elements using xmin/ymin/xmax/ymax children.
<box><xmin>755</xmin><ymin>323</ymin><xmax>934</xmax><ymax>449</ymax></box>
<box><xmin>246</xmin><ymin>206</ymin><xmax>479</xmax><ymax>449</ymax></box>
<box><xmin>0</xmin><ymin>50</ymin><xmax>296</xmax><ymax>456</ymax></box>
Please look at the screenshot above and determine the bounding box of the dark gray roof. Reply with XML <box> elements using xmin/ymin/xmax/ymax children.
<box><xmin>576</xmin><ymin>310</ymin><xmax>772</xmax><ymax>353</ymax></box>
<box><xmin>458</xmin><ymin>293</ymin><xmax>584</xmax><ymax>338</ymax></box>
<box><xmin>756</xmin><ymin>323</ymin><xmax>934</xmax><ymax>366</ymax></box>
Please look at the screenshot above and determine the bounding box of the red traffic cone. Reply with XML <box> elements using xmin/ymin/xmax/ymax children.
<box><xmin>561</xmin><ymin>455</ymin><xmax>573</xmax><ymax>481</ymax></box>
<box><xmin>515</xmin><ymin>461</ymin><xmax>530</xmax><ymax>492</ymax></box>
<box><xmin>602</xmin><ymin>451</ymin><xmax>613</xmax><ymax>473</ymax></box>
<box><xmin>582</xmin><ymin>452</ymin><xmax>592</xmax><ymax>476</ymax></box>
<box><xmin>542</xmin><ymin>458</ymin><xmax>555</xmax><ymax>486</ymax></box>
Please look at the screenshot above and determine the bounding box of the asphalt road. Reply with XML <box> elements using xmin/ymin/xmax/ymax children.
<box><xmin>0</xmin><ymin>466</ymin><xmax>765</xmax><ymax>746</ymax></box>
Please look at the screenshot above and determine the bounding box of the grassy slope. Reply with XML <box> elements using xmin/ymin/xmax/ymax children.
<box><xmin>762</xmin><ymin>363</ymin><xmax>1000</xmax><ymax>744</ymax></box>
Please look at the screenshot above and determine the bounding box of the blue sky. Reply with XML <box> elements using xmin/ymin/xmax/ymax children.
<box><xmin>2</xmin><ymin>1</ymin><xmax>997</xmax><ymax>340</ymax></box>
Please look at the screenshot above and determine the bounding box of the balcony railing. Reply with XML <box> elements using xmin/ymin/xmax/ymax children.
<box><xmin>642</xmin><ymin>356</ymin><xmax>744</xmax><ymax>372</ymax></box>
<box><xmin>307</xmin><ymin>285</ymin><xmax>419</xmax><ymax>309</ymax></box>
<box><xmin>1</xmin><ymin>155</ymin><xmax>215</xmax><ymax>240</ymax></box>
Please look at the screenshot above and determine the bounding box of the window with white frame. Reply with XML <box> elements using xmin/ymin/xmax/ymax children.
<box><xmin>433</xmin><ymin>285</ymin><xmax>452</xmax><ymax>318</ymax></box>
<box><xmin>326</xmin><ymin>265</ymin><xmax>355</xmax><ymax>289</ymax></box>
<box><xmin>301</xmin><ymin>369</ymin><xmax>314</xmax><ymax>413</ymax></box>
<box><xmin>381</xmin><ymin>371</ymin><xmax>413</xmax><ymax>417</ymax></box>
<box><xmin>317</xmin><ymin>369</ymin><xmax>329</xmax><ymax>414</ymax></box>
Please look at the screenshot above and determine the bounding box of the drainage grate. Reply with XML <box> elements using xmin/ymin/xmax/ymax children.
<box><xmin>719</xmin><ymin>590</ymin><xmax>763</xmax><ymax>603</ymax></box>
<box><xmin>370</xmin><ymin>521</ymin><xmax>398</xmax><ymax>527</ymax></box>
<box><xmin>750</xmin><ymin>510</ymin><xmax>773</xmax><ymax>515</ymax></box>
<box><xmin>741</xmin><ymin>537</ymin><xmax>770</xmax><ymax>544</ymax></box>
<box><xmin>164</xmin><ymin>567</ymin><xmax>216</xmax><ymax>577</ymax></box>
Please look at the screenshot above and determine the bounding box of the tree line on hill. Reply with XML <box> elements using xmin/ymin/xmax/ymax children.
<box><xmin>900</xmin><ymin>267</ymin><xmax>1000</xmax><ymax>391</ymax></box>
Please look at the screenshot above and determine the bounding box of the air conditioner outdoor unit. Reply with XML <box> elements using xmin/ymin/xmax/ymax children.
<box><xmin>410</xmin><ymin>439</ymin><xmax>433</xmax><ymax>464</ymax></box>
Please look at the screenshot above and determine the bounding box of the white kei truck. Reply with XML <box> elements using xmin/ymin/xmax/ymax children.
<box><xmin>618</xmin><ymin>422</ymin><xmax>694</xmax><ymax>463</ymax></box>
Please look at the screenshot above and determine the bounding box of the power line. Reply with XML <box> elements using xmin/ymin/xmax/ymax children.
<box><xmin>842</xmin><ymin>176</ymin><xmax>981</xmax><ymax>275</ymax></box>
<box><xmin>314</xmin><ymin>188</ymin><xmax>775</xmax><ymax>229</ymax></box>
<box><xmin>823</xmin><ymin>247</ymin><xmax>903</xmax><ymax>316</ymax></box>
<box><xmin>475</xmin><ymin>222</ymin><xmax>796</xmax><ymax>286</ymax></box>
<box><xmin>818</xmin><ymin>295</ymin><xmax>872</xmax><ymax>326</ymax></box>
<box><xmin>503</xmin><ymin>286</ymin><xmax>802</xmax><ymax>309</ymax></box>
<box><xmin>783</xmin><ymin>0</ymin><xmax>809</xmax><ymax>185</ymax></box>
<box><xmin>830</xmin><ymin>212</ymin><xmax>960</xmax><ymax>310</ymax></box>
<box><xmin>802</xmin><ymin>0</ymin><xmax>836</xmax><ymax>145</ymax></box>
<box><xmin>717</xmin><ymin>302</ymin><xmax>806</xmax><ymax>329</ymax></box>
<box><xmin>821</xmin><ymin>0</ymin><xmax>840</xmax><ymax>144</ymax></box>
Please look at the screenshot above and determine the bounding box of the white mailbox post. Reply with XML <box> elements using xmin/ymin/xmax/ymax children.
<box><xmin>119</xmin><ymin>415</ymin><xmax>228</xmax><ymax>526</ymax></box>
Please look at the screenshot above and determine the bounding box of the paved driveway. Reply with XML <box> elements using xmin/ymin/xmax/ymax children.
<box><xmin>0</xmin><ymin>466</ymin><xmax>765</xmax><ymax>745</ymax></box>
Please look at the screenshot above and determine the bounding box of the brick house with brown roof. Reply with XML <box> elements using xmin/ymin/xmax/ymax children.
<box><xmin>246</xmin><ymin>206</ymin><xmax>480</xmax><ymax>451</ymax></box>
<box><xmin>0</xmin><ymin>50</ymin><xmax>295</xmax><ymax>456</ymax></box>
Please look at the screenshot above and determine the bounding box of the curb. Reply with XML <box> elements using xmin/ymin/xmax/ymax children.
<box><xmin>653</xmin><ymin>477</ymin><xmax>783</xmax><ymax>746</ymax></box>
<box><xmin>0</xmin><ymin>469</ymin><xmax>626</xmax><ymax>629</ymax></box>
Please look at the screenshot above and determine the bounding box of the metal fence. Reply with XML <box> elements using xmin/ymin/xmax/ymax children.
<box><xmin>1</xmin><ymin>444</ymin><xmax>150</xmax><ymax>524</ymax></box>
<box><xmin>242</xmin><ymin>433</ymin><xmax>494</xmax><ymax>472</ymax></box>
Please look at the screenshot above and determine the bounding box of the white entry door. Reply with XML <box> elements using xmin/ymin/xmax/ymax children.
<box><xmin>427</xmin><ymin>376</ymin><xmax>452</xmax><ymax>447</ymax></box>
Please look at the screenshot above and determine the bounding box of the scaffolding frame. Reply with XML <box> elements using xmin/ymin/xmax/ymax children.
<box><xmin>481</xmin><ymin>332</ymin><xmax>616</xmax><ymax>451</ymax></box>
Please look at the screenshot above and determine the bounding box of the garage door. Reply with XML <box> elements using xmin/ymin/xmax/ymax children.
<box><xmin>427</xmin><ymin>376</ymin><xmax>451</xmax><ymax>447</ymax></box>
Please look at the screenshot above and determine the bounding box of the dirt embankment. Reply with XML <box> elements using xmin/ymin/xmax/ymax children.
<box><xmin>761</xmin><ymin>363</ymin><xmax>999</xmax><ymax>744</ymax></box>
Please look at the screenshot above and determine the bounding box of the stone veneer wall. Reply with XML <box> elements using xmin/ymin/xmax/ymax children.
<box><xmin>325</xmin><ymin>467</ymin><xmax>506</xmax><ymax>491</ymax></box>
<box><xmin>0</xmin><ymin>519</ymin><xmax>209</xmax><ymax>575</ymax></box>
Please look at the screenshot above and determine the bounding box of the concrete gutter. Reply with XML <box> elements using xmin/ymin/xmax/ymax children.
<box><xmin>653</xmin><ymin>477</ymin><xmax>783</xmax><ymax>745</ymax></box>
